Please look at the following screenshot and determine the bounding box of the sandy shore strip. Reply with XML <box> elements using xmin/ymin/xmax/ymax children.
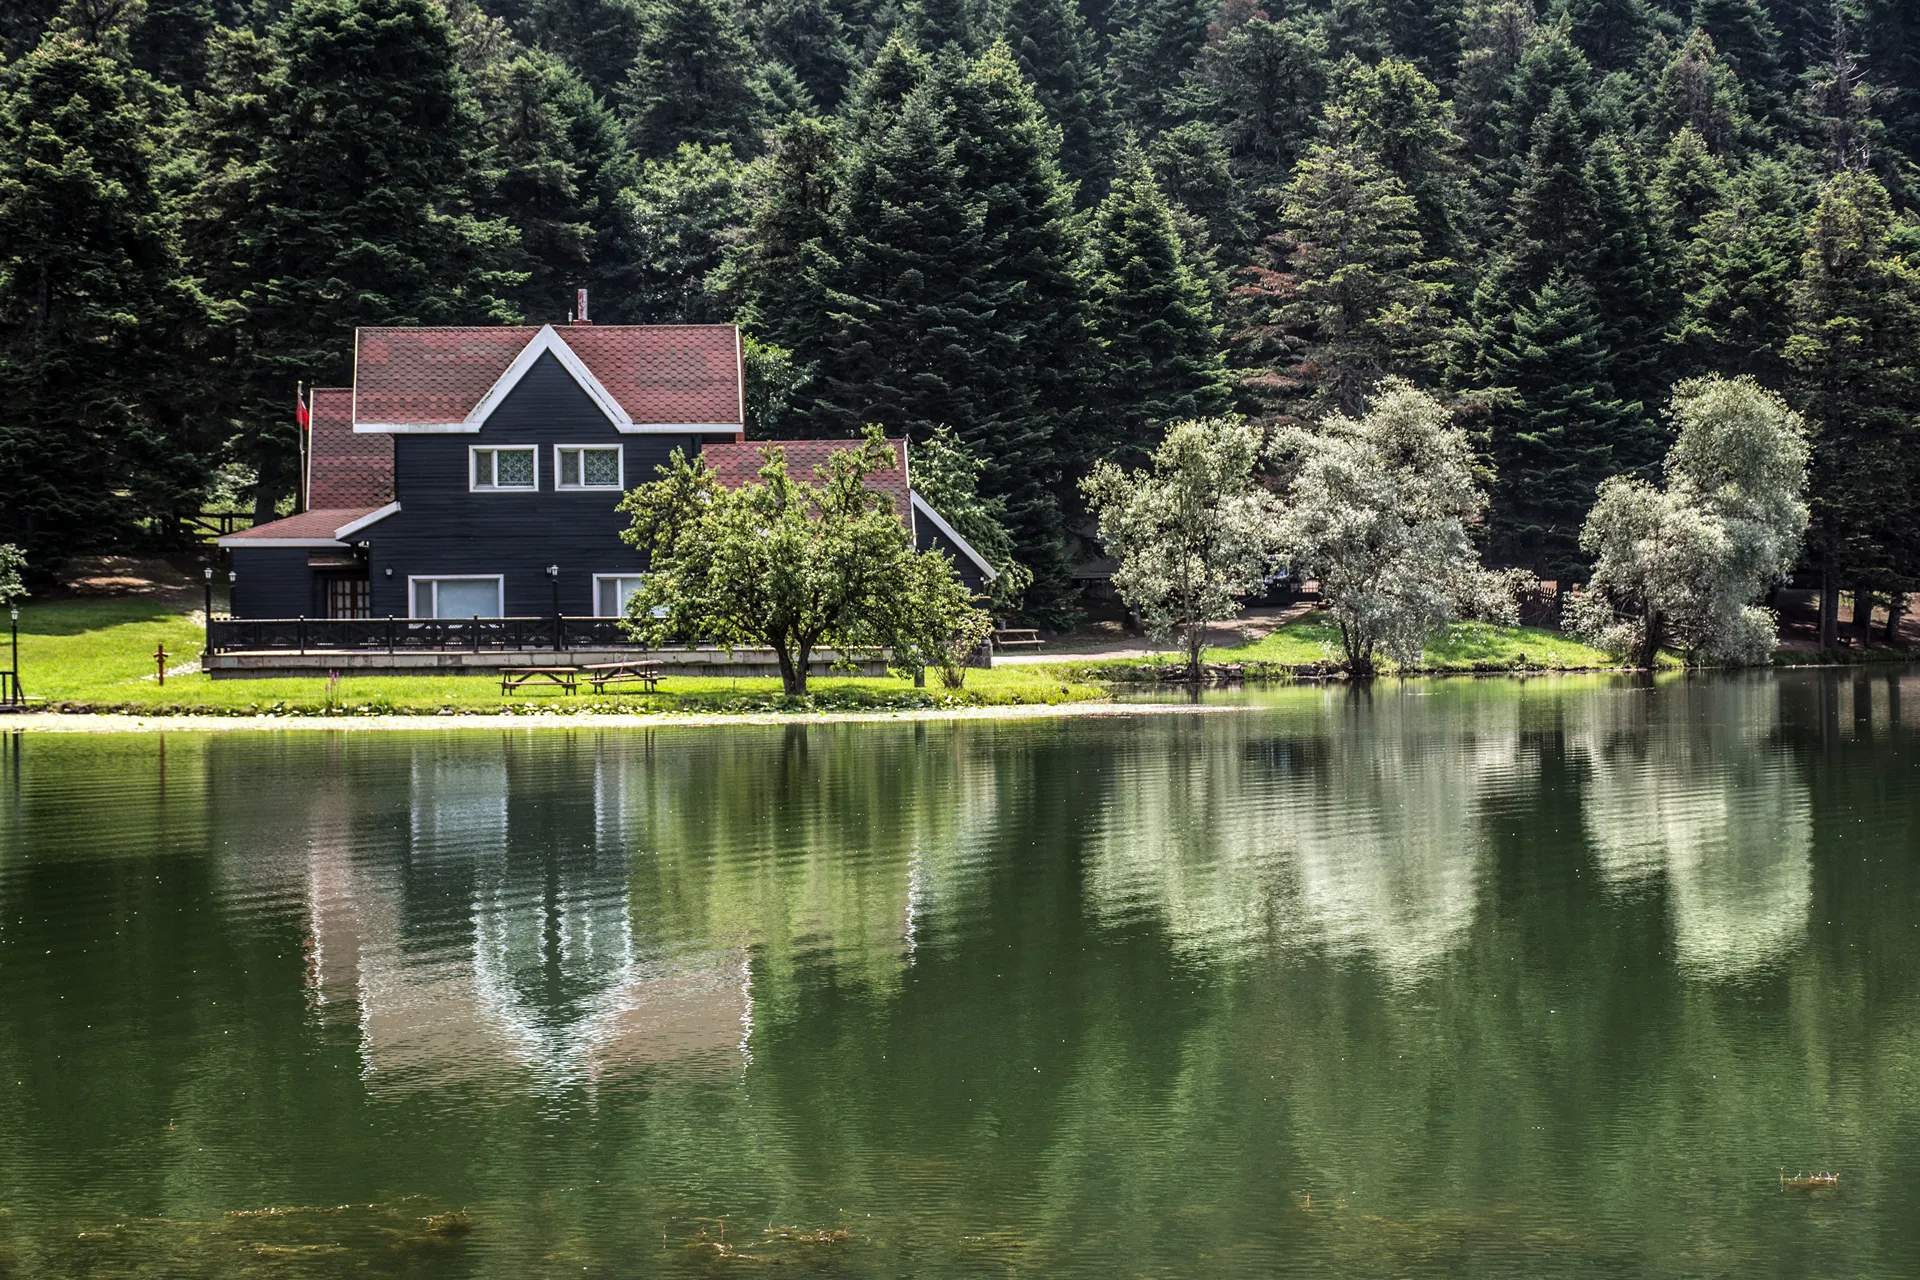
<box><xmin>0</xmin><ymin>700</ymin><xmax>1247</xmax><ymax>734</ymax></box>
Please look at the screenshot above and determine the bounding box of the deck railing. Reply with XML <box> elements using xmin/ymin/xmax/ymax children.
<box><xmin>206</xmin><ymin>615</ymin><xmax>645</xmax><ymax>655</ymax></box>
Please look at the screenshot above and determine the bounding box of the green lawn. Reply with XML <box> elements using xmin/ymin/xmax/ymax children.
<box><xmin>11</xmin><ymin>596</ymin><xmax>1102</xmax><ymax>715</ymax></box>
<box><xmin>1065</xmin><ymin>615</ymin><xmax>1649</xmax><ymax>679</ymax></box>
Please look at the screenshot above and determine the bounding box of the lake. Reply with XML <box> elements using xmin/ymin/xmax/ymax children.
<box><xmin>1</xmin><ymin>670</ymin><xmax>1916</xmax><ymax>1277</ymax></box>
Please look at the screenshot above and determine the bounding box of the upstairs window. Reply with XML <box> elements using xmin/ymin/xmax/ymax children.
<box><xmin>556</xmin><ymin>444</ymin><xmax>624</xmax><ymax>491</ymax></box>
<box><xmin>470</xmin><ymin>445</ymin><xmax>537</xmax><ymax>492</ymax></box>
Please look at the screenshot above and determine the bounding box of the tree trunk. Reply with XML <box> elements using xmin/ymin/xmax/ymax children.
<box><xmin>775</xmin><ymin>644</ymin><xmax>807</xmax><ymax>697</ymax></box>
<box><xmin>1885</xmin><ymin>594</ymin><xmax>1907</xmax><ymax>645</ymax></box>
<box><xmin>1819</xmin><ymin>568</ymin><xmax>1840</xmax><ymax>650</ymax></box>
<box><xmin>1186</xmin><ymin>623</ymin><xmax>1204</xmax><ymax>683</ymax></box>
<box><xmin>1633</xmin><ymin>608</ymin><xmax>1666</xmax><ymax>671</ymax></box>
<box><xmin>1852</xmin><ymin>581</ymin><xmax>1878</xmax><ymax>645</ymax></box>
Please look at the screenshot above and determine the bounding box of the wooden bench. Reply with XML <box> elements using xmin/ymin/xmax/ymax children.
<box><xmin>500</xmin><ymin>666</ymin><xmax>579</xmax><ymax>695</ymax></box>
<box><xmin>992</xmin><ymin>627</ymin><xmax>1043</xmax><ymax>650</ymax></box>
<box><xmin>580</xmin><ymin>661</ymin><xmax>663</xmax><ymax>694</ymax></box>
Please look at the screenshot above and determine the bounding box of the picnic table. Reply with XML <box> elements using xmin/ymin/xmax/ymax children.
<box><xmin>500</xmin><ymin>666</ymin><xmax>579</xmax><ymax>695</ymax></box>
<box><xmin>580</xmin><ymin>660</ymin><xmax>663</xmax><ymax>694</ymax></box>
<box><xmin>992</xmin><ymin>627</ymin><xmax>1043</xmax><ymax>650</ymax></box>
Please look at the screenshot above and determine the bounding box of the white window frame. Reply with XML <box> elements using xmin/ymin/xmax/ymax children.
<box><xmin>408</xmin><ymin>574</ymin><xmax>505</xmax><ymax>619</ymax></box>
<box><xmin>468</xmin><ymin>445</ymin><xmax>538</xmax><ymax>493</ymax></box>
<box><xmin>592</xmin><ymin>573</ymin><xmax>651</xmax><ymax>618</ymax></box>
<box><xmin>554</xmin><ymin>444</ymin><xmax>625</xmax><ymax>492</ymax></box>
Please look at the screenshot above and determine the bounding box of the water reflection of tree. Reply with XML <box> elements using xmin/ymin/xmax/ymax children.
<box><xmin>1572</xmin><ymin>675</ymin><xmax>1813</xmax><ymax>980</ymax></box>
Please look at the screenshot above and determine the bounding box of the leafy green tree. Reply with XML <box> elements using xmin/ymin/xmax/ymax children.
<box><xmin>617</xmin><ymin>430</ymin><xmax>955</xmax><ymax>694</ymax></box>
<box><xmin>1675</xmin><ymin>158</ymin><xmax>1803</xmax><ymax>385</ymax></box>
<box><xmin>884</xmin><ymin>545</ymin><xmax>994</xmax><ymax>687</ymax></box>
<box><xmin>1000</xmin><ymin>0</ymin><xmax>1114</xmax><ymax>198</ymax></box>
<box><xmin>1480</xmin><ymin>271</ymin><xmax>1640</xmax><ymax>586</ymax></box>
<box><xmin>1261</xmin><ymin>103</ymin><xmax>1454</xmax><ymax>417</ymax></box>
<box><xmin>1785</xmin><ymin>169</ymin><xmax>1920</xmax><ymax>645</ymax></box>
<box><xmin>619</xmin><ymin>141</ymin><xmax>743</xmax><ymax>322</ymax></box>
<box><xmin>1275</xmin><ymin>379</ymin><xmax>1516</xmax><ymax>674</ymax></box>
<box><xmin>1082</xmin><ymin>416</ymin><xmax>1286</xmax><ymax>679</ymax></box>
<box><xmin>909</xmin><ymin>426</ymin><xmax>1034</xmax><ymax>611</ymax></box>
<box><xmin>1574</xmin><ymin>376</ymin><xmax>1810</xmax><ymax>667</ymax></box>
<box><xmin>740</xmin><ymin>332</ymin><xmax>807</xmax><ymax>436</ymax></box>
<box><xmin>0</xmin><ymin>544</ymin><xmax>25</xmax><ymax>605</ymax></box>
<box><xmin>0</xmin><ymin>33</ymin><xmax>217</xmax><ymax>563</ymax></box>
<box><xmin>621</xmin><ymin>0</ymin><xmax>766</xmax><ymax>158</ymax></box>
<box><xmin>1085</xmin><ymin>144</ymin><xmax>1232</xmax><ymax>461</ymax></box>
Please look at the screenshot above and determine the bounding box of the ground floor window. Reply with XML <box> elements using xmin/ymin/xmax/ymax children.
<box><xmin>593</xmin><ymin>574</ymin><xmax>647</xmax><ymax>617</ymax></box>
<box><xmin>410</xmin><ymin>575</ymin><xmax>504</xmax><ymax>619</ymax></box>
<box><xmin>322</xmin><ymin>574</ymin><xmax>370</xmax><ymax>619</ymax></box>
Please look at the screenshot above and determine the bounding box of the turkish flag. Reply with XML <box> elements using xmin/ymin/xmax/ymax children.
<box><xmin>296</xmin><ymin>389</ymin><xmax>310</xmax><ymax>431</ymax></box>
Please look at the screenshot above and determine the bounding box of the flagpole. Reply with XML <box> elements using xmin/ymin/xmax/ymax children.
<box><xmin>296</xmin><ymin>381</ymin><xmax>307</xmax><ymax>514</ymax></box>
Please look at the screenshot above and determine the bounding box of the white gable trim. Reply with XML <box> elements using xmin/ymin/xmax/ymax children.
<box><xmin>334</xmin><ymin>501</ymin><xmax>401</xmax><ymax>539</ymax></box>
<box><xmin>352</xmin><ymin>323</ymin><xmax>747</xmax><ymax>435</ymax></box>
<box><xmin>910</xmin><ymin>491</ymin><xmax>998</xmax><ymax>583</ymax></box>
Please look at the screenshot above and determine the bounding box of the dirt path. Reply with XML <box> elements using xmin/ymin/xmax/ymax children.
<box><xmin>997</xmin><ymin>602</ymin><xmax>1318</xmax><ymax>665</ymax></box>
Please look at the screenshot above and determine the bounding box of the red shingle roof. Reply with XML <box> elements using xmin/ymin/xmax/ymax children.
<box><xmin>307</xmin><ymin>387</ymin><xmax>392</xmax><ymax>509</ymax></box>
<box><xmin>222</xmin><ymin>507</ymin><xmax>386</xmax><ymax>543</ymax></box>
<box><xmin>353</xmin><ymin>324</ymin><xmax>742</xmax><ymax>426</ymax></box>
<box><xmin>701</xmin><ymin>438</ymin><xmax>911</xmax><ymax>520</ymax></box>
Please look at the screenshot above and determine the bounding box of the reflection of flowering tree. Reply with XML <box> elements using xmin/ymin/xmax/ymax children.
<box><xmin>1084</xmin><ymin>684</ymin><xmax>1521</xmax><ymax>979</ymax></box>
<box><xmin>1575</xmin><ymin>676</ymin><xmax>1811</xmax><ymax>979</ymax></box>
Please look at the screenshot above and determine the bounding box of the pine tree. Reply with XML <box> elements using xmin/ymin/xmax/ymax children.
<box><xmin>1649</xmin><ymin>27</ymin><xmax>1754</xmax><ymax>155</ymax></box>
<box><xmin>722</xmin><ymin>114</ymin><xmax>842</xmax><ymax>354</ymax></box>
<box><xmin>488</xmin><ymin>51</ymin><xmax>605</xmax><ymax>323</ymax></box>
<box><xmin>744</xmin><ymin>0</ymin><xmax>857</xmax><ymax>110</ymax></box>
<box><xmin>528</xmin><ymin>0</ymin><xmax>646</xmax><ymax>99</ymax></box>
<box><xmin>944</xmin><ymin>45</ymin><xmax>1093</xmax><ymax>608</ymax></box>
<box><xmin>1496</xmin><ymin>19</ymin><xmax>1596</xmax><ymax>171</ymax></box>
<box><xmin>1500</xmin><ymin>90</ymin><xmax>1599</xmax><ymax>291</ymax></box>
<box><xmin>1108</xmin><ymin>0</ymin><xmax>1213</xmax><ymax>133</ymax></box>
<box><xmin>842</xmin><ymin>33</ymin><xmax>931</xmax><ymax>143</ymax></box>
<box><xmin>905</xmin><ymin>0</ymin><xmax>978</xmax><ymax>54</ymax></box>
<box><xmin>1563</xmin><ymin>0</ymin><xmax>1655</xmax><ymax>74</ymax></box>
<box><xmin>1692</xmin><ymin>0</ymin><xmax>1785</xmax><ymax>114</ymax></box>
<box><xmin>1262</xmin><ymin>104</ymin><xmax>1454</xmax><ymax>417</ymax></box>
<box><xmin>1651</xmin><ymin>125</ymin><xmax>1728</xmax><ymax>252</ymax></box>
<box><xmin>810</xmin><ymin>84</ymin><xmax>1002</xmax><ymax>443</ymax></box>
<box><xmin>1583</xmin><ymin>134</ymin><xmax>1678</xmax><ymax>444</ymax></box>
<box><xmin>1147</xmin><ymin>121</ymin><xmax>1251</xmax><ymax>257</ymax></box>
<box><xmin>1675</xmin><ymin>157</ymin><xmax>1803</xmax><ymax>385</ymax></box>
<box><xmin>621</xmin><ymin>0</ymin><xmax>766</xmax><ymax>158</ymax></box>
<box><xmin>1455</xmin><ymin>0</ymin><xmax>1537</xmax><ymax>160</ymax></box>
<box><xmin>1481</xmin><ymin>270</ymin><xmax>1639</xmax><ymax>584</ymax></box>
<box><xmin>0</xmin><ymin>33</ymin><xmax>217</xmax><ymax>562</ymax></box>
<box><xmin>1085</xmin><ymin>143</ymin><xmax>1231</xmax><ymax>460</ymax></box>
<box><xmin>620</xmin><ymin>142</ymin><xmax>744</xmax><ymax>323</ymax></box>
<box><xmin>184</xmin><ymin>0</ymin><xmax>520</xmax><ymax>513</ymax></box>
<box><xmin>1785</xmin><ymin>169</ymin><xmax>1920</xmax><ymax>640</ymax></box>
<box><xmin>1177</xmin><ymin>3</ymin><xmax>1330</xmax><ymax>191</ymax></box>
<box><xmin>1001</xmin><ymin>0</ymin><xmax>1115</xmax><ymax>199</ymax></box>
<box><xmin>1338</xmin><ymin>55</ymin><xmax>1471</xmax><ymax>259</ymax></box>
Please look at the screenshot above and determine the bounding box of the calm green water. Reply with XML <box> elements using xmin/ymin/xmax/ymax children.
<box><xmin>1</xmin><ymin>671</ymin><xmax>1917</xmax><ymax>1278</ymax></box>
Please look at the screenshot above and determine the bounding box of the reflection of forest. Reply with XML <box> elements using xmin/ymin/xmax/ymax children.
<box><xmin>0</xmin><ymin>677</ymin><xmax>1917</xmax><ymax>1277</ymax></box>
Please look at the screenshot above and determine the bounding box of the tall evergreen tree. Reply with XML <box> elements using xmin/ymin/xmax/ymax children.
<box><xmin>1107</xmin><ymin>0</ymin><xmax>1212</xmax><ymax>133</ymax></box>
<box><xmin>1650</xmin><ymin>27</ymin><xmax>1755</xmax><ymax>154</ymax></box>
<box><xmin>842</xmin><ymin>33</ymin><xmax>932</xmax><ymax>142</ymax></box>
<box><xmin>1582</xmin><ymin>134</ymin><xmax>1678</xmax><ymax>441</ymax></box>
<box><xmin>487</xmin><ymin>51</ymin><xmax>608</xmax><ymax>322</ymax></box>
<box><xmin>527</xmin><ymin>0</ymin><xmax>646</xmax><ymax>99</ymax></box>
<box><xmin>0</xmin><ymin>34</ymin><xmax>217</xmax><ymax>563</ymax></box>
<box><xmin>1261</xmin><ymin>103</ymin><xmax>1454</xmax><ymax>417</ymax></box>
<box><xmin>184</xmin><ymin>0</ymin><xmax>520</xmax><ymax>513</ymax></box>
<box><xmin>1480</xmin><ymin>270</ymin><xmax>1639</xmax><ymax>587</ymax></box>
<box><xmin>1563</xmin><ymin>0</ymin><xmax>1656</xmax><ymax>74</ymax></box>
<box><xmin>1085</xmin><ymin>143</ymin><xmax>1231</xmax><ymax>458</ymax></box>
<box><xmin>1001</xmin><ymin>0</ymin><xmax>1115</xmax><ymax>199</ymax></box>
<box><xmin>621</xmin><ymin>0</ymin><xmax>766</xmax><ymax>158</ymax></box>
<box><xmin>1176</xmin><ymin>3</ymin><xmax>1329</xmax><ymax>191</ymax></box>
<box><xmin>744</xmin><ymin>0</ymin><xmax>858</xmax><ymax>110</ymax></box>
<box><xmin>1339</xmin><ymin>55</ymin><xmax>1472</xmax><ymax>259</ymax></box>
<box><xmin>1785</xmin><ymin>169</ymin><xmax>1920</xmax><ymax>642</ymax></box>
<box><xmin>722</xmin><ymin>114</ymin><xmax>843</xmax><ymax>354</ymax></box>
<box><xmin>620</xmin><ymin>141</ymin><xmax>744</xmax><ymax>323</ymax></box>
<box><xmin>1674</xmin><ymin>157</ymin><xmax>1802</xmax><ymax>385</ymax></box>
<box><xmin>1691</xmin><ymin>0</ymin><xmax>1785</xmax><ymax>113</ymax></box>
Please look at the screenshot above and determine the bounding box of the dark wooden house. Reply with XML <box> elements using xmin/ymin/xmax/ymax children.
<box><xmin>220</xmin><ymin>321</ymin><xmax>996</xmax><ymax>621</ymax></box>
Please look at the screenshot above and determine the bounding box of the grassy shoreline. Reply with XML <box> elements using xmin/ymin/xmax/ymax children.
<box><xmin>9</xmin><ymin>597</ymin><xmax>1910</xmax><ymax>725</ymax></box>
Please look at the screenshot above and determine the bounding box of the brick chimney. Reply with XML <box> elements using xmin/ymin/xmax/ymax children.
<box><xmin>573</xmin><ymin>287</ymin><xmax>591</xmax><ymax>325</ymax></box>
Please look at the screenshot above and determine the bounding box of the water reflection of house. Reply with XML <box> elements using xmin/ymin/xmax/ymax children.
<box><xmin>304</xmin><ymin>743</ymin><xmax>750</xmax><ymax>1089</ymax></box>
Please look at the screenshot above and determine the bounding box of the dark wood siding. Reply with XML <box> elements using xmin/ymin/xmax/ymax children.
<box><xmin>360</xmin><ymin>352</ymin><xmax>703</xmax><ymax>616</ymax></box>
<box><xmin>917</xmin><ymin>518</ymin><xmax>990</xmax><ymax>593</ymax></box>
<box><xmin>230</xmin><ymin>548</ymin><xmax>320</xmax><ymax>618</ymax></box>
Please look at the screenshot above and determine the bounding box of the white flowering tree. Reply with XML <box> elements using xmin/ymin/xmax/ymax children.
<box><xmin>1275</xmin><ymin>379</ymin><xmax>1514</xmax><ymax>674</ymax></box>
<box><xmin>1573</xmin><ymin>376</ymin><xmax>1810</xmax><ymax>668</ymax></box>
<box><xmin>1082</xmin><ymin>418</ymin><xmax>1288</xmax><ymax>680</ymax></box>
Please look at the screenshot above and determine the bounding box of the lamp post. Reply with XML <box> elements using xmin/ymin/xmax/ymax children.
<box><xmin>6</xmin><ymin>604</ymin><xmax>18</xmax><ymax>706</ymax></box>
<box><xmin>202</xmin><ymin>565</ymin><xmax>214</xmax><ymax>657</ymax></box>
<box><xmin>547</xmin><ymin>564</ymin><xmax>561</xmax><ymax>651</ymax></box>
